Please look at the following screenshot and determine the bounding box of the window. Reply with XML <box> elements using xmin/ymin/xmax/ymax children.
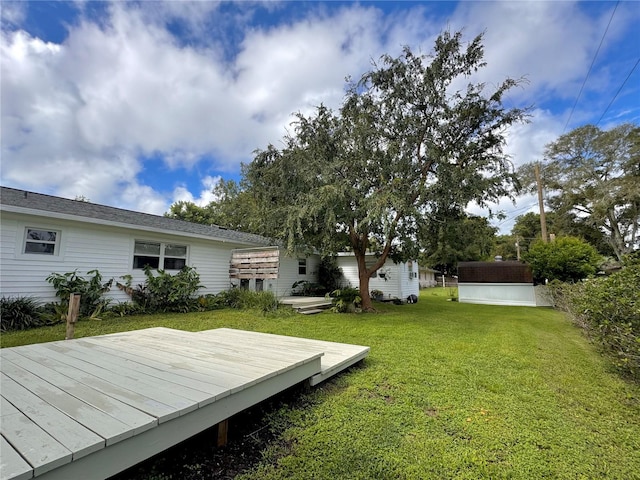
<box><xmin>133</xmin><ymin>241</ymin><xmax>187</xmax><ymax>269</ymax></box>
<box><xmin>163</xmin><ymin>244</ymin><xmax>187</xmax><ymax>269</ymax></box>
<box><xmin>298</xmin><ymin>258</ymin><xmax>307</xmax><ymax>275</ymax></box>
<box><xmin>255</xmin><ymin>279</ymin><xmax>264</xmax><ymax>292</ymax></box>
<box><xmin>24</xmin><ymin>228</ymin><xmax>59</xmax><ymax>255</ymax></box>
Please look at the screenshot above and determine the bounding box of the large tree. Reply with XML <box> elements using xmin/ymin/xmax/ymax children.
<box><xmin>420</xmin><ymin>212</ymin><xmax>498</xmax><ymax>274</ymax></box>
<box><xmin>244</xmin><ymin>31</ymin><xmax>528</xmax><ymax>310</ymax></box>
<box><xmin>520</xmin><ymin>124</ymin><xmax>639</xmax><ymax>262</ymax></box>
<box><xmin>166</xmin><ymin>179</ymin><xmax>265</xmax><ymax>234</ymax></box>
<box><xmin>511</xmin><ymin>211</ymin><xmax>613</xmax><ymax>257</ymax></box>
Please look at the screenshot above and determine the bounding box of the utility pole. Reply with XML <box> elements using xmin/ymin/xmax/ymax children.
<box><xmin>534</xmin><ymin>162</ymin><xmax>548</xmax><ymax>243</ymax></box>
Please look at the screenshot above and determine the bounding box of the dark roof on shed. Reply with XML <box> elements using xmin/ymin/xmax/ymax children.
<box><xmin>458</xmin><ymin>261</ymin><xmax>533</xmax><ymax>284</ymax></box>
<box><xmin>0</xmin><ymin>186</ymin><xmax>272</xmax><ymax>246</ymax></box>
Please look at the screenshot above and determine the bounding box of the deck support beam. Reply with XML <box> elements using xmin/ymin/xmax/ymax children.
<box><xmin>216</xmin><ymin>419</ymin><xmax>229</xmax><ymax>447</ymax></box>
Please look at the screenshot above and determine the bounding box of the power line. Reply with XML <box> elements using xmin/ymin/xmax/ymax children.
<box><xmin>563</xmin><ymin>1</ymin><xmax>619</xmax><ymax>133</ymax></box>
<box><xmin>494</xmin><ymin>201</ymin><xmax>539</xmax><ymax>227</ymax></box>
<box><xmin>596</xmin><ymin>56</ymin><xmax>640</xmax><ymax>126</ymax></box>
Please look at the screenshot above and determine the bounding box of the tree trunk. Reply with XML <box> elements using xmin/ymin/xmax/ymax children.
<box><xmin>352</xmin><ymin>246</ymin><xmax>375</xmax><ymax>311</ymax></box>
<box><xmin>607</xmin><ymin>211</ymin><xmax>626</xmax><ymax>262</ymax></box>
<box><xmin>359</xmin><ymin>265</ymin><xmax>373</xmax><ymax>311</ymax></box>
<box><xmin>350</xmin><ymin>228</ymin><xmax>392</xmax><ymax>312</ymax></box>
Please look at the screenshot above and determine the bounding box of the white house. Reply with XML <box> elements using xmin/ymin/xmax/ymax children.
<box><xmin>418</xmin><ymin>266</ymin><xmax>439</xmax><ymax>288</ymax></box>
<box><xmin>335</xmin><ymin>253</ymin><xmax>420</xmax><ymax>302</ymax></box>
<box><xmin>0</xmin><ymin>187</ymin><xmax>319</xmax><ymax>304</ymax></box>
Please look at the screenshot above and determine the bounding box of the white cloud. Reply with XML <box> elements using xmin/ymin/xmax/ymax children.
<box><xmin>504</xmin><ymin>108</ymin><xmax>564</xmax><ymax>167</ymax></box>
<box><xmin>0</xmin><ymin>2</ymin><xmax>27</xmax><ymax>29</ymax></box>
<box><xmin>120</xmin><ymin>183</ymin><xmax>169</xmax><ymax>216</ymax></box>
<box><xmin>234</xmin><ymin>5</ymin><xmax>386</xmax><ymax>135</ymax></box>
<box><xmin>172</xmin><ymin>175</ymin><xmax>222</xmax><ymax>207</ymax></box>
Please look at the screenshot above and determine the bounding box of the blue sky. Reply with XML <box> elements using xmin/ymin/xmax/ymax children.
<box><xmin>2</xmin><ymin>1</ymin><xmax>639</xmax><ymax>234</ymax></box>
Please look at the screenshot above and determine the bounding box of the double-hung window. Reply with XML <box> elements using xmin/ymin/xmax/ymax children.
<box><xmin>24</xmin><ymin>228</ymin><xmax>60</xmax><ymax>255</ymax></box>
<box><xmin>298</xmin><ymin>258</ymin><xmax>307</xmax><ymax>275</ymax></box>
<box><xmin>133</xmin><ymin>241</ymin><xmax>187</xmax><ymax>270</ymax></box>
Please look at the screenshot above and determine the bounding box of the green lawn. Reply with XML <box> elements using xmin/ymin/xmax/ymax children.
<box><xmin>2</xmin><ymin>290</ymin><xmax>639</xmax><ymax>479</ymax></box>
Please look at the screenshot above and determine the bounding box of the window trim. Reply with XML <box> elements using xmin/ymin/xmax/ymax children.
<box><xmin>23</xmin><ymin>227</ymin><xmax>61</xmax><ymax>256</ymax></box>
<box><xmin>132</xmin><ymin>240</ymin><xmax>188</xmax><ymax>270</ymax></box>
<box><xmin>298</xmin><ymin>258</ymin><xmax>307</xmax><ymax>275</ymax></box>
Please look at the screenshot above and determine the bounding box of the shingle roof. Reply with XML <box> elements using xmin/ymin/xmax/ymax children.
<box><xmin>0</xmin><ymin>186</ymin><xmax>272</xmax><ymax>246</ymax></box>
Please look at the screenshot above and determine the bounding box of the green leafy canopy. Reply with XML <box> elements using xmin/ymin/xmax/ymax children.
<box><xmin>245</xmin><ymin>31</ymin><xmax>529</xmax><ymax>309</ymax></box>
<box><xmin>519</xmin><ymin>124</ymin><xmax>640</xmax><ymax>262</ymax></box>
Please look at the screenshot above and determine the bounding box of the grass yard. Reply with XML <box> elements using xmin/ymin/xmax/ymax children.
<box><xmin>2</xmin><ymin>289</ymin><xmax>639</xmax><ymax>479</ymax></box>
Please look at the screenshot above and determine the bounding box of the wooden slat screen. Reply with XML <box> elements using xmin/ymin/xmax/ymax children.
<box><xmin>229</xmin><ymin>249</ymin><xmax>280</xmax><ymax>279</ymax></box>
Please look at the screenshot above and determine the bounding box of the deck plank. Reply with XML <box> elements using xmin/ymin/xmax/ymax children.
<box><xmin>1</xmin><ymin>373</ymin><xmax>104</xmax><ymax>460</ymax></box>
<box><xmin>0</xmin><ymin>378</ymin><xmax>74</xmax><ymax>476</ymax></box>
<box><xmin>8</xmin><ymin>346</ymin><xmax>177</xmax><ymax>422</ymax></box>
<box><xmin>79</xmin><ymin>337</ymin><xmax>267</xmax><ymax>393</ymax></box>
<box><xmin>197</xmin><ymin>328</ymin><xmax>370</xmax><ymax>385</ymax></box>
<box><xmin>97</xmin><ymin>334</ymin><xmax>279</xmax><ymax>378</ymax></box>
<box><xmin>36</xmin><ymin>342</ymin><xmax>203</xmax><ymax>413</ymax></box>
<box><xmin>0</xmin><ymin>349</ymin><xmax>156</xmax><ymax>436</ymax></box>
<box><xmin>0</xmin><ymin>357</ymin><xmax>133</xmax><ymax>446</ymax></box>
<box><xmin>0</xmin><ymin>435</ymin><xmax>33</xmax><ymax>480</ymax></box>
<box><xmin>70</xmin><ymin>340</ymin><xmax>230</xmax><ymax>401</ymax></box>
<box><xmin>43</xmin><ymin>341</ymin><xmax>214</xmax><ymax>407</ymax></box>
<box><xmin>106</xmin><ymin>328</ymin><xmax>323</xmax><ymax>370</ymax></box>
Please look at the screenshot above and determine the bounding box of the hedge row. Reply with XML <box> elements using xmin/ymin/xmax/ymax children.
<box><xmin>550</xmin><ymin>258</ymin><xmax>639</xmax><ymax>381</ymax></box>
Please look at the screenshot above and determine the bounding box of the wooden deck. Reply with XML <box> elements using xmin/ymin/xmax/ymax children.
<box><xmin>0</xmin><ymin>328</ymin><xmax>369</xmax><ymax>480</ymax></box>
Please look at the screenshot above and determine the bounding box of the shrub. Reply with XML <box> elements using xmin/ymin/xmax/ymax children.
<box><xmin>291</xmin><ymin>281</ymin><xmax>326</xmax><ymax>296</ymax></box>
<box><xmin>215</xmin><ymin>288</ymin><xmax>280</xmax><ymax>313</ymax></box>
<box><xmin>551</xmin><ymin>260</ymin><xmax>640</xmax><ymax>381</ymax></box>
<box><xmin>328</xmin><ymin>288</ymin><xmax>361</xmax><ymax>313</ymax></box>
<box><xmin>318</xmin><ymin>256</ymin><xmax>343</xmax><ymax>292</ymax></box>
<box><xmin>524</xmin><ymin>236</ymin><xmax>601</xmax><ymax>283</ymax></box>
<box><xmin>106</xmin><ymin>302</ymin><xmax>144</xmax><ymax>318</ymax></box>
<box><xmin>0</xmin><ymin>296</ymin><xmax>48</xmax><ymax>332</ymax></box>
<box><xmin>197</xmin><ymin>294</ymin><xmax>226</xmax><ymax>311</ymax></box>
<box><xmin>119</xmin><ymin>266</ymin><xmax>203</xmax><ymax>313</ymax></box>
<box><xmin>46</xmin><ymin>269</ymin><xmax>113</xmax><ymax>319</ymax></box>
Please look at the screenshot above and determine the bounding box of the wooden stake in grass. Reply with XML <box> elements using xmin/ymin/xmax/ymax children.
<box><xmin>65</xmin><ymin>293</ymin><xmax>81</xmax><ymax>340</ymax></box>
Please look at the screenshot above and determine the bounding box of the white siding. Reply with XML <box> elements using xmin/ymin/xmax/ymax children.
<box><xmin>0</xmin><ymin>212</ymin><xmax>252</xmax><ymax>305</ymax></box>
<box><xmin>273</xmin><ymin>254</ymin><xmax>319</xmax><ymax>297</ymax></box>
<box><xmin>336</xmin><ymin>255</ymin><xmax>419</xmax><ymax>302</ymax></box>
<box><xmin>458</xmin><ymin>283</ymin><xmax>537</xmax><ymax>307</ymax></box>
<box><xmin>335</xmin><ymin>256</ymin><xmax>358</xmax><ymax>289</ymax></box>
<box><xmin>1</xmin><ymin>213</ymin><xmax>132</xmax><ymax>304</ymax></box>
<box><xmin>226</xmin><ymin>250</ymin><xmax>320</xmax><ymax>297</ymax></box>
<box><xmin>419</xmin><ymin>268</ymin><xmax>438</xmax><ymax>288</ymax></box>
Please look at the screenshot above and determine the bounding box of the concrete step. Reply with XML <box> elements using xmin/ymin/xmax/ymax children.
<box><xmin>294</xmin><ymin>301</ymin><xmax>332</xmax><ymax>315</ymax></box>
<box><xmin>296</xmin><ymin>302</ymin><xmax>332</xmax><ymax>310</ymax></box>
<box><xmin>299</xmin><ymin>308</ymin><xmax>328</xmax><ymax>315</ymax></box>
<box><xmin>279</xmin><ymin>296</ymin><xmax>333</xmax><ymax>314</ymax></box>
